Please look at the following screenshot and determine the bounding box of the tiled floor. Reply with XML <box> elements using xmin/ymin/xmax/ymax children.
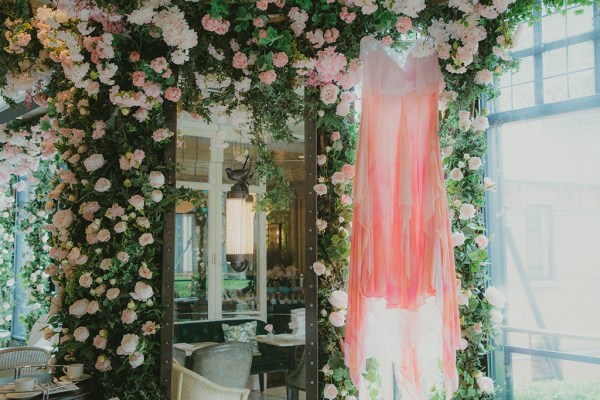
<box><xmin>248</xmin><ymin>386</ymin><xmax>306</xmax><ymax>400</ymax></box>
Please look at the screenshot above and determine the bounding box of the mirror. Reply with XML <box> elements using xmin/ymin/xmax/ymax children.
<box><xmin>170</xmin><ymin>111</ymin><xmax>308</xmax><ymax>398</ymax></box>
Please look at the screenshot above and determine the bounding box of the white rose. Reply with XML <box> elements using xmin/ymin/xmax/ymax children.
<box><xmin>314</xmin><ymin>184</ymin><xmax>327</xmax><ymax>196</ymax></box>
<box><xmin>328</xmin><ymin>290</ymin><xmax>348</xmax><ymax>309</ymax></box>
<box><xmin>449</xmin><ymin>168</ymin><xmax>464</xmax><ymax>181</ymax></box>
<box><xmin>328</xmin><ymin>311</ymin><xmax>345</xmax><ymax>327</ymax></box>
<box><xmin>485</xmin><ymin>286</ymin><xmax>506</xmax><ymax>308</ymax></box>
<box><xmin>73</xmin><ymin>326</ymin><xmax>90</xmax><ymax>342</ymax></box>
<box><xmin>475</xmin><ymin>69</ymin><xmax>494</xmax><ymax>85</ymax></box>
<box><xmin>69</xmin><ymin>299</ymin><xmax>90</xmax><ymax>318</ymax></box>
<box><xmin>83</xmin><ymin>154</ymin><xmax>105</xmax><ymax>172</ymax></box>
<box><xmin>441</xmin><ymin>146</ymin><xmax>453</xmax><ymax>158</ymax></box>
<box><xmin>130</xmin><ymin>282</ymin><xmax>154</xmax><ymax>301</ymax></box>
<box><xmin>451</xmin><ymin>231</ymin><xmax>466</xmax><ymax>247</ymax></box>
<box><xmin>472</xmin><ymin>115</ymin><xmax>489</xmax><ymax>132</ymax></box>
<box><xmin>129</xmin><ymin>352</ymin><xmax>145</xmax><ymax>368</ymax></box>
<box><xmin>476</xmin><ymin>375</ymin><xmax>495</xmax><ymax>394</ymax></box>
<box><xmin>116</xmin><ymin>334</ymin><xmax>139</xmax><ymax>355</ymax></box>
<box><xmin>128</xmin><ymin>195</ymin><xmax>145</xmax><ymax>210</ymax></box>
<box><xmin>148</xmin><ymin>171</ymin><xmax>165</xmax><ymax>188</ymax></box>
<box><xmin>79</xmin><ymin>273</ymin><xmax>93</xmax><ymax>288</ymax></box>
<box><xmin>459</xmin><ymin>203</ymin><xmax>477</xmax><ymax>220</ymax></box>
<box><xmin>150</xmin><ymin>190</ymin><xmax>163</xmax><ymax>203</ymax></box>
<box><xmin>138</xmin><ymin>233</ymin><xmax>154</xmax><ymax>246</ymax></box>
<box><xmin>52</xmin><ymin>209</ymin><xmax>75</xmax><ymax>229</ymax></box>
<box><xmin>312</xmin><ymin>261</ymin><xmax>326</xmax><ymax>276</ymax></box>
<box><xmin>319</xmin><ymin>83</ymin><xmax>340</xmax><ymax>105</ymax></box>
<box><xmin>468</xmin><ymin>157</ymin><xmax>482</xmax><ymax>170</ymax></box>
<box><xmin>106</xmin><ymin>288</ymin><xmax>120</xmax><ymax>300</ymax></box>
<box><xmin>94</xmin><ymin>178</ymin><xmax>112</xmax><ymax>192</ymax></box>
<box><xmin>323</xmin><ymin>384</ymin><xmax>339</xmax><ymax>400</ymax></box>
<box><xmin>474</xmin><ymin>234</ymin><xmax>489</xmax><ymax>249</ymax></box>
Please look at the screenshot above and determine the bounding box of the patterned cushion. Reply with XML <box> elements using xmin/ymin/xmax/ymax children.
<box><xmin>222</xmin><ymin>321</ymin><xmax>261</xmax><ymax>356</ymax></box>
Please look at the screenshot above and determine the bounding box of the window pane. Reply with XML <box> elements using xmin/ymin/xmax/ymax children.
<box><xmin>513</xmin><ymin>56</ymin><xmax>535</xmax><ymax>84</ymax></box>
<box><xmin>566</xmin><ymin>6</ymin><xmax>594</xmax><ymax>36</ymax></box>
<box><xmin>512</xmin><ymin>22</ymin><xmax>534</xmax><ymax>52</ymax></box>
<box><xmin>512</xmin><ymin>82</ymin><xmax>535</xmax><ymax>109</ymax></box>
<box><xmin>568</xmin><ymin>41</ymin><xmax>595</xmax><ymax>72</ymax></box>
<box><xmin>542</xmin><ymin>12</ymin><xmax>566</xmax><ymax>43</ymax></box>
<box><xmin>568</xmin><ymin>69</ymin><xmax>596</xmax><ymax>99</ymax></box>
<box><xmin>543</xmin><ymin>47</ymin><xmax>567</xmax><ymax>78</ymax></box>
<box><xmin>496</xmin><ymin>87</ymin><xmax>513</xmax><ymax>112</ymax></box>
<box><xmin>543</xmin><ymin>75</ymin><xmax>568</xmax><ymax>103</ymax></box>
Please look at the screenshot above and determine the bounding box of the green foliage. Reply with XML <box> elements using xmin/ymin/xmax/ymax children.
<box><xmin>515</xmin><ymin>380</ymin><xmax>600</xmax><ymax>400</ymax></box>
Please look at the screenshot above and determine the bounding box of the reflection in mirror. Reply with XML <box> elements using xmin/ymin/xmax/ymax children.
<box><xmin>172</xmin><ymin>112</ymin><xmax>307</xmax><ymax>399</ymax></box>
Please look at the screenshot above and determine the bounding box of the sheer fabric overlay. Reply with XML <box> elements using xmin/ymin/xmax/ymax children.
<box><xmin>344</xmin><ymin>37</ymin><xmax>461</xmax><ymax>400</ymax></box>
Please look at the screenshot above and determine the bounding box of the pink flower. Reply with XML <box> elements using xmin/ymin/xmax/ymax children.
<box><xmin>73</xmin><ymin>326</ymin><xmax>89</xmax><ymax>342</ymax></box>
<box><xmin>69</xmin><ymin>299</ymin><xmax>89</xmax><ymax>318</ymax></box>
<box><xmin>94</xmin><ymin>178</ymin><xmax>112</xmax><ymax>192</ymax></box>
<box><xmin>100</xmin><ymin>258</ymin><xmax>112</xmax><ymax>271</ymax></box>
<box><xmin>381</xmin><ymin>36</ymin><xmax>393</xmax><ymax>45</ymax></box>
<box><xmin>339</xmin><ymin>7</ymin><xmax>356</xmax><ymax>23</ymax></box>
<box><xmin>259</xmin><ymin>70</ymin><xmax>277</xmax><ymax>85</ymax></box>
<box><xmin>83</xmin><ymin>154</ymin><xmax>105</xmax><ymax>172</ymax></box>
<box><xmin>116</xmin><ymin>334</ymin><xmax>139</xmax><ymax>355</ymax></box>
<box><xmin>142</xmin><ymin>321</ymin><xmax>157</xmax><ymax>335</ymax></box>
<box><xmin>336</xmin><ymin>101</ymin><xmax>350</xmax><ymax>116</ymax></box>
<box><xmin>232</xmin><ymin>52</ymin><xmax>248</xmax><ymax>69</ymax></box>
<box><xmin>117</xmin><ymin>252</ymin><xmax>130</xmax><ymax>263</ymax></box>
<box><xmin>458</xmin><ymin>338</ymin><xmax>469</xmax><ymax>350</ymax></box>
<box><xmin>139</xmin><ymin>233</ymin><xmax>154</xmax><ymax>246</ymax></box>
<box><xmin>128</xmin><ymin>195</ymin><xmax>145</xmax><ymax>210</ymax></box>
<box><xmin>139</xmin><ymin>265</ymin><xmax>153</xmax><ymax>279</ymax></box>
<box><xmin>87</xmin><ymin>301</ymin><xmax>99</xmax><ymax>314</ymax></box>
<box><xmin>459</xmin><ymin>203</ymin><xmax>477</xmax><ymax>220</ymax></box>
<box><xmin>396</xmin><ymin>16</ymin><xmax>412</xmax><ymax>34</ymax></box>
<box><xmin>483</xmin><ymin>177</ymin><xmax>497</xmax><ymax>191</ymax></box>
<box><xmin>323</xmin><ymin>384</ymin><xmax>338</xmax><ymax>399</ymax></box>
<box><xmin>341</xmin><ymin>164</ymin><xmax>355</xmax><ymax>180</ymax></box>
<box><xmin>151</xmin><ymin>190</ymin><xmax>164</xmax><ymax>202</ymax></box>
<box><xmin>52</xmin><ymin>209</ymin><xmax>75</xmax><ymax>229</ymax></box>
<box><xmin>340</xmin><ymin>194</ymin><xmax>353</xmax><ymax>206</ymax></box>
<box><xmin>132</xmin><ymin>71</ymin><xmax>145</xmax><ymax>87</ymax></box>
<box><xmin>129</xmin><ymin>352</ymin><xmax>144</xmax><ymax>368</ymax></box>
<box><xmin>472</xmin><ymin>115</ymin><xmax>489</xmax><ymax>132</ymax></box>
<box><xmin>95</xmin><ymin>356</ymin><xmax>111</xmax><ymax>372</ymax></box>
<box><xmin>106</xmin><ymin>288</ymin><xmax>120</xmax><ymax>301</ymax></box>
<box><xmin>256</xmin><ymin>0</ymin><xmax>268</xmax><ymax>11</ymax></box>
<box><xmin>121</xmin><ymin>309</ymin><xmax>138</xmax><ymax>324</ymax></box>
<box><xmin>331</xmin><ymin>131</ymin><xmax>341</xmax><ymax>141</ymax></box>
<box><xmin>201</xmin><ymin>14</ymin><xmax>230</xmax><ymax>35</ymax></box>
<box><xmin>317</xmin><ymin>154</ymin><xmax>327</xmax><ymax>165</ymax></box>
<box><xmin>485</xmin><ymin>286</ymin><xmax>505</xmax><ymax>308</ymax></box>
<box><xmin>468</xmin><ymin>157</ymin><xmax>482</xmax><ymax>171</ymax></box>
<box><xmin>312</xmin><ymin>262</ymin><xmax>326</xmax><ymax>275</ymax></box>
<box><xmin>314</xmin><ymin>184</ymin><xmax>327</xmax><ymax>196</ymax></box>
<box><xmin>319</xmin><ymin>83</ymin><xmax>340</xmax><ymax>105</ymax></box>
<box><xmin>164</xmin><ymin>87</ymin><xmax>181</xmax><ymax>102</ymax></box>
<box><xmin>152</xmin><ymin>128</ymin><xmax>173</xmax><ymax>142</ymax></box>
<box><xmin>328</xmin><ymin>311</ymin><xmax>345</xmax><ymax>327</ymax></box>
<box><xmin>449</xmin><ymin>168</ymin><xmax>464</xmax><ymax>181</ymax></box>
<box><xmin>475</xmin><ymin>69</ymin><xmax>494</xmax><ymax>85</ymax></box>
<box><xmin>79</xmin><ymin>273</ymin><xmax>93</xmax><ymax>288</ymax></box>
<box><xmin>148</xmin><ymin>171</ymin><xmax>165</xmax><ymax>188</ymax></box>
<box><xmin>130</xmin><ymin>282</ymin><xmax>154</xmax><ymax>301</ymax></box>
<box><xmin>93</xmin><ymin>335</ymin><xmax>107</xmax><ymax>350</ymax></box>
<box><xmin>331</xmin><ymin>171</ymin><xmax>346</xmax><ymax>185</ymax></box>
<box><xmin>253</xmin><ymin>18</ymin><xmax>264</xmax><ymax>28</ymax></box>
<box><xmin>97</xmin><ymin>229</ymin><xmax>111</xmax><ymax>242</ymax></box>
<box><xmin>315</xmin><ymin>47</ymin><xmax>347</xmax><ymax>83</ymax></box>
<box><xmin>129</xmin><ymin>51</ymin><xmax>140</xmax><ymax>62</ymax></box>
<box><xmin>272</xmin><ymin>52</ymin><xmax>289</xmax><ymax>68</ymax></box>
<box><xmin>316</xmin><ymin>219</ymin><xmax>327</xmax><ymax>232</ymax></box>
<box><xmin>452</xmin><ymin>231</ymin><xmax>466</xmax><ymax>247</ymax></box>
<box><xmin>324</xmin><ymin>28</ymin><xmax>339</xmax><ymax>43</ymax></box>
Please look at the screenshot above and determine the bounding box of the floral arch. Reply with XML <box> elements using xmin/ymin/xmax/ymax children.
<box><xmin>0</xmin><ymin>0</ymin><xmax>591</xmax><ymax>399</ymax></box>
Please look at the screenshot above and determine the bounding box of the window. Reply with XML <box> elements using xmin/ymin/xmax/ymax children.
<box><xmin>487</xmin><ymin>3</ymin><xmax>600</xmax><ymax>400</ymax></box>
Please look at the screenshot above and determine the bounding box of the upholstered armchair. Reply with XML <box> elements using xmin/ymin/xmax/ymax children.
<box><xmin>286</xmin><ymin>349</ymin><xmax>306</xmax><ymax>400</ymax></box>
<box><xmin>190</xmin><ymin>342</ymin><xmax>253</xmax><ymax>389</ymax></box>
<box><xmin>171</xmin><ymin>362</ymin><xmax>250</xmax><ymax>400</ymax></box>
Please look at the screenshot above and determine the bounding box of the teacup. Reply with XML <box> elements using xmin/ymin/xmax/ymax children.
<box><xmin>14</xmin><ymin>377</ymin><xmax>38</xmax><ymax>392</ymax></box>
<box><xmin>62</xmin><ymin>363</ymin><xmax>84</xmax><ymax>380</ymax></box>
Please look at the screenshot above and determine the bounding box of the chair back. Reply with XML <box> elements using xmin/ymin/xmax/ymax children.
<box><xmin>172</xmin><ymin>347</ymin><xmax>187</xmax><ymax>367</ymax></box>
<box><xmin>190</xmin><ymin>342</ymin><xmax>253</xmax><ymax>389</ymax></box>
<box><xmin>286</xmin><ymin>348</ymin><xmax>306</xmax><ymax>390</ymax></box>
<box><xmin>0</xmin><ymin>346</ymin><xmax>51</xmax><ymax>379</ymax></box>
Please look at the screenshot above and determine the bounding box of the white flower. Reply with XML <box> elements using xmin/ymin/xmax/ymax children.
<box><xmin>476</xmin><ymin>374</ymin><xmax>495</xmax><ymax>394</ymax></box>
<box><xmin>73</xmin><ymin>326</ymin><xmax>89</xmax><ymax>342</ymax></box>
<box><xmin>129</xmin><ymin>352</ymin><xmax>145</xmax><ymax>368</ymax></box>
<box><xmin>475</xmin><ymin>69</ymin><xmax>494</xmax><ymax>85</ymax></box>
<box><xmin>69</xmin><ymin>299</ymin><xmax>89</xmax><ymax>318</ymax></box>
<box><xmin>83</xmin><ymin>154</ymin><xmax>106</xmax><ymax>172</ymax></box>
<box><xmin>449</xmin><ymin>168</ymin><xmax>464</xmax><ymax>181</ymax></box>
<box><xmin>485</xmin><ymin>286</ymin><xmax>506</xmax><ymax>308</ymax></box>
<box><xmin>312</xmin><ymin>262</ymin><xmax>326</xmax><ymax>276</ymax></box>
<box><xmin>468</xmin><ymin>157</ymin><xmax>482</xmax><ymax>170</ymax></box>
<box><xmin>151</xmin><ymin>190</ymin><xmax>163</xmax><ymax>203</ymax></box>
<box><xmin>148</xmin><ymin>171</ymin><xmax>165</xmax><ymax>188</ymax></box>
<box><xmin>490</xmin><ymin>309</ymin><xmax>504</xmax><ymax>324</ymax></box>
<box><xmin>441</xmin><ymin>146</ymin><xmax>453</xmax><ymax>158</ymax></box>
<box><xmin>116</xmin><ymin>334</ymin><xmax>139</xmax><ymax>355</ymax></box>
<box><xmin>320</xmin><ymin>83</ymin><xmax>340</xmax><ymax>105</ymax></box>
<box><xmin>130</xmin><ymin>282</ymin><xmax>154</xmax><ymax>301</ymax></box>
<box><xmin>94</xmin><ymin>178</ymin><xmax>112</xmax><ymax>192</ymax></box>
<box><xmin>472</xmin><ymin>115</ymin><xmax>489</xmax><ymax>132</ymax></box>
<box><xmin>328</xmin><ymin>290</ymin><xmax>348</xmax><ymax>309</ymax></box>
<box><xmin>451</xmin><ymin>231</ymin><xmax>466</xmax><ymax>247</ymax></box>
<box><xmin>323</xmin><ymin>384</ymin><xmax>339</xmax><ymax>399</ymax></box>
<box><xmin>459</xmin><ymin>203</ymin><xmax>477</xmax><ymax>220</ymax></box>
<box><xmin>474</xmin><ymin>235</ymin><xmax>489</xmax><ymax>249</ymax></box>
<box><xmin>328</xmin><ymin>311</ymin><xmax>345</xmax><ymax>327</ymax></box>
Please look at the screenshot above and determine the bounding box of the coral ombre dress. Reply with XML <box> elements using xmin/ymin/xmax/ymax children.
<box><xmin>344</xmin><ymin>37</ymin><xmax>460</xmax><ymax>400</ymax></box>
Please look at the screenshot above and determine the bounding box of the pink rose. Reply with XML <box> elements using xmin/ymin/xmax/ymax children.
<box><xmin>52</xmin><ymin>209</ymin><xmax>75</xmax><ymax>229</ymax></box>
<box><xmin>45</xmin><ymin>264</ymin><xmax>58</xmax><ymax>276</ymax></box>
<box><xmin>152</xmin><ymin>128</ymin><xmax>173</xmax><ymax>142</ymax></box>
<box><xmin>116</xmin><ymin>334</ymin><xmax>139</xmax><ymax>355</ymax></box>
<box><xmin>317</xmin><ymin>154</ymin><xmax>327</xmax><ymax>165</ymax></box>
<box><xmin>336</xmin><ymin>101</ymin><xmax>350</xmax><ymax>116</ymax></box>
<box><xmin>381</xmin><ymin>36</ymin><xmax>393</xmax><ymax>45</ymax></box>
<box><xmin>69</xmin><ymin>299</ymin><xmax>89</xmax><ymax>318</ymax></box>
<box><xmin>449</xmin><ymin>168</ymin><xmax>464</xmax><ymax>181</ymax></box>
<box><xmin>319</xmin><ymin>83</ymin><xmax>340</xmax><ymax>105</ymax></box>
<box><xmin>93</xmin><ymin>335</ymin><xmax>107</xmax><ymax>350</ymax></box>
<box><xmin>73</xmin><ymin>326</ymin><xmax>89</xmax><ymax>342</ymax></box>
<box><xmin>148</xmin><ymin>171</ymin><xmax>165</xmax><ymax>188</ymax></box>
<box><xmin>475</xmin><ymin>235</ymin><xmax>489</xmax><ymax>249</ymax></box>
<box><xmin>151</xmin><ymin>190</ymin><xmax>164</xmax><ymax>202</ymax></box>
<box><xmin>136</xmin><ymin>217</ymin><xmax>150</xmax><ymax>228</ymax></box>
<box><xmin>331</xmin><ymin>171</ymin><xmax>346</xmax><ymax>185</ymax></box>
<box><xmin>130</xmin><ymin>282</ymin><xmax>154</xmax><ymax>301</ymax></box>
<box><xmin>313</xmin><ymin>262</ymin><xmax>326</xmax><ymax>276</ymax></box>
<box><xmin>129</xmin><ymin>352</ymin><xmax>144</xmax><ymax>368</ymax></box>
<box><xmin>272</xmin><ymin>52</ymin><xmax>289</xmax><ymax>68</ymax></box>
<box><xmin>79</xmin><ymin>273</ymin><xmax>93</xmax><ymax>288</ymax></box>
<box><xmin>83</xmin><ymin>154</ymin><xmax>105</xmax><ymax>172</ymax></box>
<box><xmin>87</xmin><ymin>300</ymin><xmax>99</xmax><ymax>314</ymax></box>
<box><xmin>396</xmin><ymin>16</ymin><xmax>412</xmax><ymax>34</ymax></box>
<box><xmin>328</xmin><ymin>290</ymin><xmax>348</xmax><ymax>309</ymax></box>
<box><xmin>142</xmin><ymin>321</ymin><xmax>157</xmax><ymax>335</ymax></box>
<box><xmin>97</xmin><ymin>229</ymin><xmax>111</xmax><ymax>242</ymax></box>
<box><xmin>232</xmin><ymin>52</ymin><xmax>248</xmax><ymax>69</ymax></box>
<box><xmin>253</xmin><ymin>18</ymin><xmax>264</xmax><ymax>28</ymax></box>
<box><xmin>472</xmin><ymin>115</ymin><xmax>489</xmax><ymax>132</ymax></box>
<box><xmin>341</xmin><ymin>164</ymin><xmax>355</xmax><ymax>180</ymax></box>
<box><xmin>139</xmin><ymin>265</ymin><xmax>153</xmax><ymax>279</ymax></box>
<box><xmin>323</xmin><ymin>384</ymin><xmax>338</xmax><ymax>400</ymax></box>
<box><xmin>95</xmin><ymin>356</ymin><xmax>111</xmax><ymax>372</ymax></box>
<box><xmin>256</xmin><ymin>0</ymin><xmax>268</xmax><ymax>10</ymax></box>
<box><xmin>328</xmin><ymin>311</ymin><xmax>345</xmax><ymax>327</ymax></box>
<box><xmin>452</xmin><ymin>231</ymin><xmax>466</xmax><ymax>247</ymax></box>
<box><xmin>132</xmin><ymin>71</ymin><xmax>146</xmax><ymax>87</ymax></box>
<box><xmin>139</xmin><ymin>233</ymin><xmax>154</xmax><ymax>247</ymax></box>
<box><xmin>314</xmin><ymin>184</ymin><xmax>327</xmax><ymax>196</ymax></box>
<box><xmin>259</xmin><ymin>70</ymin><xmax>277</xmax><ymax>85</ymax></box>
<box><xmin>128</xmin><ymin>195</ymin><xmax>145</xmax><ymax>210</ymax></box>
<box><xmin>114</xmin><ymin>221</ymin><xmax>127</xmax><ymax>233</ymax></box>
<box><xmin>331</xmin><ymin>131</ymin><xmax>341</xmax><ymax>141</ymax></box>
<box><xmin>150</xmin><ymin>57</ymin><xmax>168</xmax><ymax>73</ymax></box>
<box><xmin>94</xmin><ymin>285</ymin><xmax>106</xmax><ymax>296</ymax></box>
<box><xmin>441</xmin><ymin>146</ymin><xmax>453</xmax><ymax>158</ymax></box>
<box><xmin>130</xmin><ymin>51</ymin><xmax>140</xmax><ymax>62</ymax></box>
<box><xmin>121</xmin><ymin>309</ymin><xmax>138</xmax><ymax>324</ymax></box>
<box><xmin>340</xmin><ymin>194</ymin><xmax>353</xmax><ymax>206</ymax></box>
<box><xmin>100</xmin><ymin>258</ymin><xmax>112</xmax><ymax>270</ymax></box>
<box><xmin>106</xmin><ymin>288</ymin><xmax>120</xmax><ymax>301</ymax></box>
<box><xmin>164</xmin><ymin>87</ymin><xmax>181</xmax><ymax>102</ymax></box>
<box><xmin>468</xmin><ymin>157</ymin><xmax>482</xmax><ymax>170</ymax></box>
<box><xmin>475</xmin><ymin>69</ymin><xmax>493</xmax><ymax>85</ymax></box>
<box><xmin>117</xmin><ymin>252</ymin><xmax>130</xmax><ymax>263</ymax></box>
<box><xmin>94</xmin><ymin>178</ymin><xmax>112</xmax><ymax>192</ymax></box>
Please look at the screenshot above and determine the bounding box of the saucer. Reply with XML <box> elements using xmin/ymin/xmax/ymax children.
<box><xmin>59</xmin><ymin>373</ymin><xmax>91</xmax><ymax>382</ymax></box>
<box><xmin>5</xmin><ymin>390</ymin><xmax>43</xmax><ymax>399</ymax></box>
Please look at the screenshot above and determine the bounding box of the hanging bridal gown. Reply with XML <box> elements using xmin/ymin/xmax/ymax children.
<box><xmin>344</xmin><ymin>37</ymin><xmax>460</xmax><ymax>400</ymax></box>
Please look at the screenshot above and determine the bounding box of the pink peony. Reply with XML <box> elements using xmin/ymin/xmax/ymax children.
<box><xmin>232</xmin><ymin>52</ymin><xmax>248</xmax><ymax>69</ymax></box>
<box><xmin>396</xmin><ymin>16</ymin><xmax>413</xmax><ymax>34</ymax></box>
<box><xmin>132</xmin><ymin>71</ymin><xmax>145</xmax><ymax>87</ymax></box>
<box><xmin>341</xmin><ymin>164</ymin><xmax>355</xmax><ymax>180</ymax></box>
<box><xmin>259</xmin><ymin>70</ymin><xmax>277</xmax><ymax>85</ymax></box>
<box><xmin>336</xmin><ymin>101</ymin><xmax>351</xmax><ymax>116</ymax></box>
<box><xmin>459</xmin><ymin>203</ymin><xmax>477</xmax><ymax>220</ymax></box>
<box><xmin>319</xmin><ymin>83</ymin><xmax>340</xmax><ymax>105</ymax></box>
<box><xmin>152</xmin><ymin>128</ymin><xmax>173</xmax><ymax>142</ymax></box>
<box><xmin>150</xmin><ymin>57</ymin><xmax>168</xmax><ymax>73</ymax></box>
<box><xmin>339</xmin><ymin>7</ymin><xmax>356</xmax><ymax>23</ymax></box>
<box><xmin>130</xmin><ymin>51</ymin><xmax>140</xmax><ymax>62</ymax></box>
<box><xmin>272</xmin><ymin>52</ymin><xmax>289</xmax><ymax>68</ymax></box>
<box><xmin>164</xmin><ymin>87</ymin><xmax>181</xmax><ymax>102</ymax></box>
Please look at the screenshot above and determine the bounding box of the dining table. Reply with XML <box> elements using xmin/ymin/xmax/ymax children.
<box><xmin>0</xmin><ymin>371</ymin><xmax>95</xmax><ymax>400</ymax></box>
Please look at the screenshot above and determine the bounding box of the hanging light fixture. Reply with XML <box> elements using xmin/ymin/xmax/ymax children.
<box><xmin>225</xmin><ymin>156</ymin><xmax>254</xmax><ymax>272</ymax></box>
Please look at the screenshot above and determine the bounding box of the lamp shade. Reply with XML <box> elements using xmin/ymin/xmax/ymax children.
<box><xmin>226</xmin><ymin>192</ymin><xmax>254</xmax><ymax>271</ymax></box>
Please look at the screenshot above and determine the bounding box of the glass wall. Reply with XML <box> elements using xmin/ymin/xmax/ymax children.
<box><xmin>487</xmin><ymin>3</ymin><xmax>600</xmax><ymax>399</ymax></box>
